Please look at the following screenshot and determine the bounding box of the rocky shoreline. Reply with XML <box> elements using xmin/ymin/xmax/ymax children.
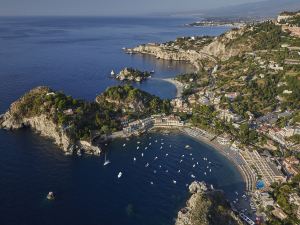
<box><xmin>176</xmin><ymin>181</ymin><xmax>243</xmax><ymax>225</ymax></box>
<box><xmin>124</xmin><ymin>27</ymin><xmax>248</xmax><ymax>71</ymax></box>
<box><xmin>0</xmin><ymin>87</ymin><xmax>101</xmax><ymax>156</ymax></box>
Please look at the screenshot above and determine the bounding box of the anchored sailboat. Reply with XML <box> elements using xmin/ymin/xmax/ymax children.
<box><xmin>103</xmin><ymin>153</ymin><xmax>110</xmax><ymax>166</ymax></box>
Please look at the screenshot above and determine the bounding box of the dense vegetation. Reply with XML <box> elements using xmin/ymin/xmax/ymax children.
<box><xmin>266</xmin><ymin>175</ymin><xmax>300</xmax><ymax>225</ymax></box>
<box><xmin>190</xmin><ymin>190</ymin><xmax>242</xmax><ymax>225</ymax></box>
<box><xmin>226</xmin><ymin>21</ymin><xmax>285</xmax><ymax>50</ymax></box>
<box><xmin>96</xmin><ymin>84</ymin><xmax>171</xmax><ymax>118</ymax></box>
<box><xmin>11</xmin><ymin>87</ymin><xmax>119</xmax><ymax>141</ymax></box>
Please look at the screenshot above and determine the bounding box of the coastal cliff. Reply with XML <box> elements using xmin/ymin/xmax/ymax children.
<box><xmin>126</xmin><ymin>23</ymin><xmax>280</xmax><ymax>69</ymax></box>
<box><xmin>0</xmin><ymin>85</ymin><xmax>171</xmax><ymax>154</ymax></box>
<box><xmin>175</xmin><ymin>181</ymin><xmax>243</xmax><ymax>225</ymax></box>
<box><xmin>0</xmin><ymin>86</ymin><xmax>102</xmax><ymax>155</ymax></box>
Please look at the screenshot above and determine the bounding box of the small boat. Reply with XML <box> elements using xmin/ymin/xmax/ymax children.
<box><xmin>160</xmin><ymin>146</ymin><xmax>163</xmax><ymax>149</ymax></box>
<box><xmin>180</xmin><ymin>159</ymin><xmax>183</xmax><ymax>163</ymax></box>
<box><xmin>77</xmin><ymin>150</ymin><xmax>82</xmax><ymax>156</ymax></box>
<box><xmin>159</xmin><ymin>165</ymin><xmax>162</xmax><ymax>168</ymax></box>
<box><xmin>178</xmin><ymin>170</ymin><xmax>181</xmax><ymax>173</ymax></box>
<box><xmin>173</xmin><ymin>180</ymin><xmax>177</xmax><ymax>184</ymax></box>
<box><xmin>196</xmin><ymin>162</ymin><xmax>199</xmax><ymax>165</ymax></box>
<box><xmin>103</xmin><ymin>153</ymin><xmax>110</xmax><ymax>166</ymax></box>
<box><xmin>155</xmin><ymin>140</ymin><xmax>158</xmax><ymax>143</ymax></box>
<box><xmin>149</xmin><ymin>143</ymin><xmax>151</xmax><ymax>146</ymax></box>
<box><xmin>185</xmin><ymin>145</ymin><xmax>191</xmax><ymax>149</ymax></box>
<box><xmin>169</xmin><ymin>145</ymin><xmax>172</xmax><ymax>148</ymax></box>
<box><xmin>209</xmin><ymin>169</ymin><xmax>212</xmax><ymax>172</ymax></box>
<box><xmin>150</xmin><ymin>70</ymin><xmax>155</xmax><ymax>74</ymax></box>
<box><xmin>137</xmin><ymin>146</ymin><xmax>139</xmax><ymax>150</ymax></box>
<box><xmin>154</xmin><ymin>156</ymin><xmax>158</xmax><ymax>160</ymax></box>
<box><xmin>117</xmin><ymin>172</ymin><xmax>122</xmax><ymax>178</ymax></box>
<box><xmin>47</xmin><ymin>191</ymin><xmax>55</xmax><ymax>200</ymax></box>
<box><xmin>165</xmin><ymin>153</ymin><xmax>168</xmax><ymax>157</ymax></box>
<box><xmin>235</xmin><ymin>191</ymin><xmax>239</xmax><ymax>195</ymax></box>
<box><xmin>192</xmin><ymin>158</ymin><xmax>194</xmax><ymax>161</ymax></box>
<box><xmin>181</xmin><ymin>155</ymin><xmax>185</xmax><ymax>158</ymax></box>
<box><xmin>145</xmin><ymin>163</ymin><xmax>149</xmax><ymax>167</ymax></box>
<box><xmin>191</xmin><ymin>174</ymin><xmax>195</xmax><ymax>178</ymax></box>
<box><xmin>192</xmin><ymin>164</ymin><xmax>195</xmax><ymax>168</ymax></box>
<box><xmin>206</xmin><ymin>166</ymin><xmax>209</xmax><ymax>169</ymax></box>
<box><xmin>64</xmin><ymin>151</ymin><xmax>72</xmax><ymax>156</ymax></box>
<box><xmin>111</xmin><ymin>70</ymin><xmax>115</xmax><ymax>76</ymax></box>
<box><xmin>141</xmin><ymin>153</ymin><xmax>144</xmax><ymax>157</ymax></box>
<box><xmin>161</xmin><ymin>142</ymin><xmax>164</xmax><ymax>145</ymax></box>
<box><xmin>133</xmin><ymin>157</ymin><xmax>136</xmax><ymax>161</ymax></box>
<box><xmin>123</xmin><ymin>143</ymin><xmax>126</xmax><ymax>147</ymax></box>
<box><xmin>150</xmin><ymin>181</ymin><xmax>154</xmax><ymax>185</ymax></box>
<box><xmin>145</xmin><ymin>147</ymin><xmax>148</xmax><ymax>150</ymax></box>
<box><xmin>137</xmin><ymin>141</ymin><xmax>141</xmax><ymax>144</ymax></box>
<box><xmin>189</xmin><ymin>153</ymin><xmax>192</xmax><ymax>156</ymax></box>
<box><xmin>204</xmin><ymin>172</ymin><xmax>207</xmax><ymax>175</ymax></box>
<box><xmin>153</xmin><ymin>170</ymin><xmax>157</xmax><ymax>174</ymax></box>
<box><xmin>165</xmin><ymin>170</ymin><xmax>168</xmax><ymax>173</ymax></box>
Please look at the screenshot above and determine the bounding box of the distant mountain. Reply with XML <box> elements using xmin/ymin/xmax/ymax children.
<box><xmin>177</xmin><ymin>0</ymin><xmax>300</xmax><ymax>19</ymax></box>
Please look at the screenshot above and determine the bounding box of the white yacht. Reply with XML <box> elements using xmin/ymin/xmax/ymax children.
<box><xmin>117</xmin><ymin>172</ymin><xmax>122</xmax><ymax>178</ymax></box>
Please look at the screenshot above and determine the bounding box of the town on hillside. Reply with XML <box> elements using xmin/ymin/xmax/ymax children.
<box><xmin>122</xmin><ymin>10</ymin><xmax>300</xmax><ymax>225</ymax></box>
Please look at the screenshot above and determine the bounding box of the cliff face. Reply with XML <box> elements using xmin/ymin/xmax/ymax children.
<box><xmin>175</xmin><ymin>181</ymin><xmax>243</xmax><ymax>225</ymax></box>
<box><xmin>202</xmin><ymin>28</ymin><xmax>250</xmax><ymax>61</ymax></box>
<box><xmin>128</xmin><ymin>27</ymin><xmax>253</xmax><ymax>69</ymax></box>
<box><xmin>1</xmin><ymin>113</ymin><xmax>72</xmax><ymax>151</ymax></box>
<box><xmin>0</xmin><ymin>86</ymin><xmax>101</xmax><ymax>155</ymax></box>
<box><xmin>129</xmin><ymin>45</ymin><xmax>214</xmax><ymax>70</ymax></box>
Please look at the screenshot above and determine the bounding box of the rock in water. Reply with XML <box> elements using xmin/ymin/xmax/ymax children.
<box><xmin>175</xmin><ymin>181</ymin><xmax>243</xmax><ymax>225</ymax></box>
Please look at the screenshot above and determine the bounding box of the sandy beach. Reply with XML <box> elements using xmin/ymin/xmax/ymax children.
<box><xmin>160</xmin><ymin>78</ymin><xmax>184</xmax><ymax>98</ymax></box>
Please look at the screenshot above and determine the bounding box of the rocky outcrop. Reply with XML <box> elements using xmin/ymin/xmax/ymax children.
<box><xmin>126</xmin><ymin>27</ymin><xmax>252</xmax><ymax>70</ymax></box>
<box><xmin>115</xmin><ymin>67</ymin><xmax>151</xmax><ymax>82</ymax></box>
<box><xmin>1</xmin><ymin>113</ymin><xmax>72</xmax><ymax>151</ymax></box>
<box><xmin>126</xmin><ymin>45</ymin><xmax>215</xmax><ymax>70</ymax></box>
<box><xmin>175</xmin><ymin>181</ymin><xmax>243</xmax><ymax>225</ymax></box>
<box><xmin>0</xmin><ymin>87</ymin><xmax>101</xmax><ymax>155</ymax></box>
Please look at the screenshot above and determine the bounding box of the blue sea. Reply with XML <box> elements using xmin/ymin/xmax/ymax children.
<box><xmin>0</xmin><ymin>17</ymin><xmax>245</xmax><ymax>225</ymax></box>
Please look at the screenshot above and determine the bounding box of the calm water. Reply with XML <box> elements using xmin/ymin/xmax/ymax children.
<box><xmin>0</xmin><ymin>17</ymin><xmax>244</xmax><ymax>225</ymax></box>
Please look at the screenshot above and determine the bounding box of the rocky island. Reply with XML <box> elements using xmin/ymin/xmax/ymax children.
<box><xmin>115</xmin><ymin>67</ymin><xmax>152</xmax><ymax>82</ymax></box>
<box><xmin>176</xmin><ymin>181</ymin><xmax>243</xmax><ymax>225</ymax></box>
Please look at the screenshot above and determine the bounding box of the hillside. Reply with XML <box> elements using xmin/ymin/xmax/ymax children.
<box><xmin>96</xmin><ymin>85</ymin><xmax>171</xmax><ymax>116</ymax></box>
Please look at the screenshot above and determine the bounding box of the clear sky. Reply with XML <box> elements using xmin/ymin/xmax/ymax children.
<box><xmin>0</xmin><ymin>0</ymin><xmax>264</xmax><ymax>16</ymax></box>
